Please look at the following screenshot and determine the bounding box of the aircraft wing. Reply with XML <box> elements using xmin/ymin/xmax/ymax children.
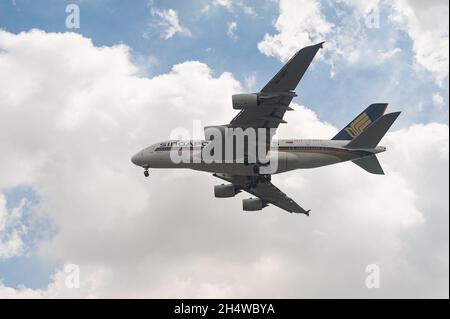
<box><xmin>229</xmin><ymin>42</ymin><xmax>324</xmax><ymax>130</ymax></box>
<box><xmin>214</xmin><ymin>173</ymin><xmax>310</xmax><ymax>215</ymax></box>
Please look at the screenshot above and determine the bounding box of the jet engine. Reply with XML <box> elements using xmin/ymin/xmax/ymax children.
<box><xmin>214</xmin><ymin>184</ymin><xmax>239</xmax><ymax>198</ymax></box>
<box><xmin>242</xmin><ymin>198</ymin><xmax>264</xmax><ymax>211</ymax></box>
<box><xmin>232</xmin><ymin>93</ymin><xmax>259</xmax><ymax>109</ymax></box>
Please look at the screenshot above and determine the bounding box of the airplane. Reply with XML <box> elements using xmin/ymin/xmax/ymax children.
<box><xmin>131</xmin><ymin>42</ymin><xmax>401</xmax><ymax>216</ymax></box>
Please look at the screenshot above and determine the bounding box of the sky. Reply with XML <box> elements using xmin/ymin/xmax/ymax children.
<box><xmin>0</xmin><ymin>0</ymin><xmax>448</xmax><ymax>298</ymax></box>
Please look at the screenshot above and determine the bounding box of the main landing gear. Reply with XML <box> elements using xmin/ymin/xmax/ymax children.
<box><xmin>252</xmin><ymin>161</ymin><xmax>271</xmax><ymax>175</ymax></box>
<box><xmin>144</xmin><ymin>169</ymin><xmax>149</xmax><ymax>177</ymax></box>
<box><xmin>257</xmin><ymin>174</ymin><xmax>271</xmax><ymax>183</ymax></box>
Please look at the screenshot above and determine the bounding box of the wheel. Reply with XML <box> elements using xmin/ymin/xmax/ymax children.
<box><xmin>144</xmin><ymin>170</ymin><xmax>149</xmax><ymax>177</ymax></box>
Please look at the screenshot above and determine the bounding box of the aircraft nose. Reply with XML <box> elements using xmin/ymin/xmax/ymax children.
<box><xmin>131</xmin><ymin>152</ymin><xmax>142</xmax><ymax>166</ymax></box>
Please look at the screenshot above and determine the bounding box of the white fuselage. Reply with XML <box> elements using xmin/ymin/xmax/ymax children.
<box><xmin>131</xmin><ymin>139</ymin><xmax>385</xmax><ymax>176</ymax></box>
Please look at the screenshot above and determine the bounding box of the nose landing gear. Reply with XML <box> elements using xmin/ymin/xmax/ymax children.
<box><xmin>144</xmin><ymin>169</ymin><xmax>149</xmax><ymax>177</ymax></box>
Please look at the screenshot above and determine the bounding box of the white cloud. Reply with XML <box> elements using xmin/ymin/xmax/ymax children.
<box><xmin>258</xmin><ymin>0</ymin><xmax>332</xmax><ymax>62</ymax></box>
<box><xmin>150</xmin><ymin>8</ymin><xmax>191</xmax><ymax>39</ymax></box>
<box><xmin>237</xmin><ymin>2</ymin><xmax>256</xmax><ymax>16</ymax></box>
<box><xmin>257</xmin><ymin>0</ymin><xmax>449</xmax><ymax>85</ymax></box>
<box><xmin>226</xmin><ymin>21</ymin><xmax>238</xmax><ymax>40</ymax></box>
<box><xmin>376</xmin><ymin>47</ymin><xmax>402</xmax><ymax>62</ymax></box>
<box><xmin>257</xmin><ymin>0</ymin><xmax>389</xmax><ymax>66</ymax></box>
<box><xmin>0</xmin><ymin>195</ymin><xmax>28</xmax><ymax>260</ymax></box>
<box><xmin>201</xmin><ymin>4</ymin><xmax>211</xmax><ymax>13</ymax></box>
<box><xmin>432</xmin><ymin>92</ymin><xmax>445</xmax><ymax>109</ymax></box>
<box><xmin>0</xmin><ymin>30</ymin><xmax>448</xmax><ymax>298</ymax></box>
<box><xmin>390</xmin><ymin>0</ymin><xmax>449</xmax><ymax>86</ymax></box>
<box><xmin>212</xmin><ymin>0</ymin><xmax>257</xmax><ymax>17</ymax></box>
<box><xmin>214</xmin><ymin>0</ymin><xmax>232</xmax><ymax>10</ymax></box>
<box><xmin>340</xmin><ymin>0</ymin><xmax>380</xmax><ymax>15</ymax></box>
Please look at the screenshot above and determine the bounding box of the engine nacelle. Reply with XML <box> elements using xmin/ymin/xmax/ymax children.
<box><xmin>214</xmin><ymin>184</ymin><xmax>238</xmax><ymax>198</ymax></box>
<box><xmin>232</xmin><ymin>93</ymin><xmax>259</xmax><ymax>109</ymax></box>
<box><xmin>242</xmin><ymin>198</ymin><xmax>264</xmax><ymax>211</ymax></box>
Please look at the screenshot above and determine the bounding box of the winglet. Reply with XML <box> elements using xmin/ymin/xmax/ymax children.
<box><xmin>317</xmin><ymin>41</ymin><xmax>325</xmax><ymax>48</ymax></box>
<box><xmin>294</xmin><ymin>209</ymin><xmax>311</xmax><ymax>216</ymax></box>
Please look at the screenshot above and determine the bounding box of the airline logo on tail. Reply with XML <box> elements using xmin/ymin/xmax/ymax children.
<box><xmin>345</xmin><ymin>112</ymin><xmax>372</xmax><ymax>138</ymax></box>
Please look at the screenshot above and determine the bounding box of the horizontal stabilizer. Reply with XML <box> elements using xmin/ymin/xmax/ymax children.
<box><xmin>352</xmin><ymin>155</ymin><xmax>384</xmax><ymax>175</ymax></box>
<box><xmin>346</xmin><ymin>112</ymin><xmax>401</xmax><ymax>149</ymax></box>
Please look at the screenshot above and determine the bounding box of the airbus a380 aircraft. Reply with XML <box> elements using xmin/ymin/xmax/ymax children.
<box><xmin>132</xmin><ymin>42</ymin><xmax>400</xmax><ymax>215</ymax></box>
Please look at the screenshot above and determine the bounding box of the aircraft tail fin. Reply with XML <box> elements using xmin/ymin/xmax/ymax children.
<box><xmin>332</xmin><ymin>103</ymin><xmax>388</xmax><ymax>140</ymax></box>
<box><xmin>346</xmin><ymin>112</ymin><xmax>401</xmax><ymax>149</ymax></box>
<box><xmin>352</xmin><ymin>155</ymin><xmax>384</xmax><ymax>175</ymax></box>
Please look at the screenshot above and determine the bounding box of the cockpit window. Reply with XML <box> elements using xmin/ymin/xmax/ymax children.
<box><xmin>142</xmin><ymin>144</ymin><xmax>156</xmax><ymax>154</ymax></box>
